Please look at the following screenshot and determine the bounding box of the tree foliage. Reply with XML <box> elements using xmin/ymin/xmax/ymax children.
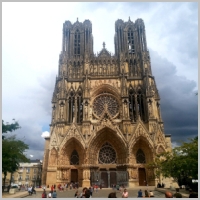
<box><xmin>2</xmin><ymin>136</ymin><xmax>30</xmax><ymax>174</ymax></box>
<box><xmin>2</xmin><ymin>119</ymin><xmax>21</xmax><ymax>139</ymax></box>
<box><xmin>148</xmin><ymin>137</ymin><xmax>198</xmax><ymax>182</ymax></box>
<box><xmin>2</xmin><ymin>119</ymin><xmax>30</xmax><ymax>186</ymax></box>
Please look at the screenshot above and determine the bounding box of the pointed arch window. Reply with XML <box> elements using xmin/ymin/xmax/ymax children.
<box><xmin>74</xmin><ymin>29</ymin><xmax>80</xmax><ymax>55</ymax></box>
<box><xmin>70</xmin><ymin>150</ymin><xmax>79</xmax><ymax>165</ymax></box>
<box><xmin>137</xmin><ymin>90</ymin><xmax>146</xmax><ymax>122</ymax></box>
<box><xmin>77</xmin><ymin>89</ymin><xmax>83</xmax><ymax>123</ymax></box>
<box><xmin>129</xmin><ymin>87</ymin><xmax>137</xmax><ymax>122</ymax></box>
<box><xmin>128</xmin><ymin>28</ymin><xmax>135</xmax><ymax>54</ymax></box>
<box><xmin>136</xmin><ymin>149</ymin><xmax>146</xmax><ymax>163</ymax></box>
<box><xmin>98</xmin><ymin>142</ymin><xmax>116</xmax><ymax>164</ymax></box>
<box><xmin>68</xmin><ymin>91</ymin><xmax>75</xmax><ymax>123</ymax></box>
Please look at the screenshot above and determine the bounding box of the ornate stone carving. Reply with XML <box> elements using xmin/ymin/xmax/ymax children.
<box><xmin>93</xmin><ymin>94</ymin><xmax>119</xmax><ymax>119</ymax></box>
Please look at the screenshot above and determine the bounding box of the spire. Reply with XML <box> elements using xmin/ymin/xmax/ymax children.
<box><xmin>103</xmin><ymin>42</ymin><xmax>105</xmax><ymax>49</ymax></box>
<box><xmin>129</xmin><ymin>16</ymin><xmax>131</xmax><ymax>21</ymax></box>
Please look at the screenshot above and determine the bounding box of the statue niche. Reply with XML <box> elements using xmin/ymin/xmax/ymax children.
<box><xmin>49</xmin><ymin>148</ymin><xmax>58</xmax><ymax>166</ymax></box>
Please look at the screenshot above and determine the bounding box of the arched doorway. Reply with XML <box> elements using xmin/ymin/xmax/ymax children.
<box><xmin>59</xmin><ymin>138</ymin><xmax>84</xmax><ymax>186</ymax></box>
<box><xmin>131</xmin><ymin>137</ymin><xmax>154</xmax><ymax>186</ymax></box>
<box><xmin>71</xmin><ymin>169</ymin><xmax>78</xmax><ymax>183</ymax></box>
<box><xmin>88</xmin><ymin>128</ymin><xmax>128</xmax><ymax>188</ymax></box>
<box><xmin>138</xmin><ymin>168</ymin><xmax>146</xmax><ymax>186</ymax></box>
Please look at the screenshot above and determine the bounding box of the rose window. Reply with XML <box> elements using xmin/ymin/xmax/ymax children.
<box><xmin>98</xmin><ymin>142</ymin><xmax>116</xmax><ymax>164</ymax></box>
<box><xmin>93</xmin><ymin>94</ymin><xmax>119</xmax><ymax>118</ymax></box>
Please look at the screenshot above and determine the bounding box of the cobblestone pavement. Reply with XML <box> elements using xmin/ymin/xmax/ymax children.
<box><xmin>24</xmin><ymin>188</ymin><xmax>166</xmax><ymax>198</ymax></box>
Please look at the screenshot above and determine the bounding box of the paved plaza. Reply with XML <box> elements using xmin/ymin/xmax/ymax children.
<box><xmin>2</xmin><ymin>186</ymin><xmax>191</xmax><ymax>198</ymax></box>
<box><xmin>24</xmin><ymin>187</ymin><xmax>166</xmax><ymax>198</ymax></box>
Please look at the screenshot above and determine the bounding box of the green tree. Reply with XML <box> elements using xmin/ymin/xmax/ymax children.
<box><xmin>2</xmin><ymin>119</ymin><xmax>21</xmax><ymax>139</ymax></box>
<box><xmin>2</xmin><ymin>120</ymin><xmax>30</xmax><ymax>188</ymax></box>
<box><xmin>148</xmin><ymin>137</ymin><xmax>198</xmax><ymax>184</ymax></box>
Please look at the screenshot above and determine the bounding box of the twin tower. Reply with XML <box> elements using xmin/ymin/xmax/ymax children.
<box><xmin>42</xmin><ymin>18</ymin><xmax>172</xmax><ymax>188</ymax></box>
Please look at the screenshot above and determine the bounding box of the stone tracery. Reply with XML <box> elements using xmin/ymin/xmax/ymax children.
<box><xmin>93</xmin><ymin>93</ymin><xmax>119</xmax><ymax>119</ymax></box>
<box><xmin>98</xmin><ymin>142</ymin><xmax>116</xmax><ymax>164</ymax></box>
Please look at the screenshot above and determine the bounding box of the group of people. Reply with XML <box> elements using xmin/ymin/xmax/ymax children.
<box><xmin>157</xmin><ymin>182</ymin><xmax>165</xmax><ymax>188</ymax></box>
<box><xmin>27</xmin><ymin>185</ymin><xmax>36</xmax><ymax>195</ymax></box>
<box><xmin>108</xmin><ymin>188</ymin><xmax>129</xmax><ymax>198</ymax></box>
<box><xmin>137</xmin><ymin>189</ymin><xmax>154</xmax><ymax>198</ymax></box>
<box><xmin>42</xmin><ymin>189</ymin><xmax>57</xmax><ymax>198</ymax></box>
<box><xmin>74</xmin><ymin>187</ymin><xmax>92</xmax><ymax>198</ymax></box>
<box><xmin>47</xmin><ymin>182</ymin><xmax>79</xmax><ymax>191</ymax></box>
<box><xmin>165</xmin><ymin>188</ymin><xmax>198</xmax><ymax>198</ymax></box>
<box><xmin>112</xmin><ymin>184</ymin><xmax>126</xmax><ymax>191</ymax></box>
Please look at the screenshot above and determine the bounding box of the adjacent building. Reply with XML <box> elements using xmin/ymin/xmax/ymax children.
<box><xmin>3</xmin><ymin>160</ymin><xmax>42</xmax><ymax>187</ymax></box>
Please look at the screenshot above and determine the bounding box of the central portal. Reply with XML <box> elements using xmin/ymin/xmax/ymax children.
<box><xmin>90</xmin><ymin>170</ymin><xmax>128</xmax><ymax>188</ymax></box>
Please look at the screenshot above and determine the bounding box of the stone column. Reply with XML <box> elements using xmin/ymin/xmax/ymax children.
<box><xmin>127</xmin><ymin>167</ymin><xmax>139</xmax><ymax>187</ymax></box>
<box><xmin>66</xmin><ymin>98</ymin><xmax>69</xmax><ymax>123</ymax></box>
<box><xmin>74</xmin><ymin>97</ymin><xmax>77</xmax><ymax>122</ymax></box>
<box><xmin>107</xmin><ymin>171</ymin><xmax>110</xmax><ymax>188</ymax></box>
<box><xmin>82</xmin><ymin>168</ymin><xmax>91</xmax><ymax>187</ymax></box>
<box><xmin>134</xmin><ymin>94</ymin><xmax>138</xmax><ymax>120</ymax></box>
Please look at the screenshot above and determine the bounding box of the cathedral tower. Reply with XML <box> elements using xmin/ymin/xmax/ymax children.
<box><xmin>42</xmin><ymin>18</ymin><xmax>172</xmax><ymax>188</ymax></box>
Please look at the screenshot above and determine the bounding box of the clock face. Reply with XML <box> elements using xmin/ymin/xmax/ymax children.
<box><xmin>93</xmin><ymin>94</ymin><xmax>119</xmax><ymax>118</ymax></box>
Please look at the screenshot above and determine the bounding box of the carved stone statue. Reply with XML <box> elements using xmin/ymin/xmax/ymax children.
<box><xmin>148</xmin><ymin>103</ymin><xmax>153</xmax><ymax>117</ymax></box>
<box><xmin>60</xmin><ymin>105</ymin><xmax>64</xmax><ymax>119</ymax></box>
<box><xmin>85</xmin><ymin>105</ymin><xmax>88</xmax><ymax>119</ymax></box>
<box><xmin>124</xmin><ymin>103</ymin><xmax>128</xmax><ymax>118</ymax></box>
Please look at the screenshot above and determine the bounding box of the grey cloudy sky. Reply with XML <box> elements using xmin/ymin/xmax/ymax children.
<box><xmin>2</xmin><ymin>2</ymin><xmax>198</xmax><ymax>160</ymax></box>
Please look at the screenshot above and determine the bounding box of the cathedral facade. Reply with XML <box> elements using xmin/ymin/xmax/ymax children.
<box><xmin>42</xmin><ymin>18</ymin><xmax>172</xmax><ymax>188</ymax></box>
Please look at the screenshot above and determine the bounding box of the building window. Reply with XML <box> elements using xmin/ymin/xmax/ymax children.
<box><xmin>77</xmin><ymin>90</ymin><xmax>83</xmax><ymax>123</ymax></box>
<box><xmin>19</xmin><ymin>167</ymin><xmax>23</xmax><ymax>173</ymax></box>
<box><xmin>70</xmin><ymin>150</ymin><xmax>79</xmax><ymax>165</ymax></box>
<box><xmin>128</xmin><ymin>28</ymin><xmax>135</xmax><ymax>54</ymax></box>
<box><xmin>19</xmin><ymin>175</ymin><xmax>22</xmax><ymax>181</ymax></box>
<box><xmin>98</xmin><ymin>142</ymin><xmax>116</xmax><ymax>164</ymax></box>
<box><xmin>25</xmin><ymin>175</ymin><xmax>29</xmax><ymax>181</ymax></box>
<box><xmin>93</xmin><ymin>94</ymin><xmax>119</xmax><ymax>119</ymax></box>
<box><xmin>74</xmin><ymin>29</ymin><xmax>80</xmax><ymax>55</ymax></box>
<box><xmin>136</xmin><ymin>149</ymin><xmax>146</xmax><ymax>163</ymax></box>
<box><xmin>68</xmin><ymin>91</ymin><xmax>75</xmax><ymax>123</ymax></box>
<box><xmin>26</xmin><ymin>168</ymin><xmax>30</xmax><ymax>173</ymax></box>
<box><xmin>33</xmin><ymin>168</ymin><xmax>37</xmax><ymax>174</ymax></box>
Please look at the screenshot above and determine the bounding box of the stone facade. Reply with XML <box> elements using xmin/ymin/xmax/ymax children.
<box><xmin>42</xmin><ymin>18</ymin><xmax>172</xmax><ymax>188</ymax></box>
<box><xmin>3</xmin><ymin>160</ymin><xmax>42</xmax><ymax>187</ymax></box>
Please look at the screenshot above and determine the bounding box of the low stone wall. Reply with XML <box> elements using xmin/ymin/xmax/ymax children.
<box><xmin>9</xmin><ymin>188</ymin><xmax>17</xmax><ymax>194</ymax></box>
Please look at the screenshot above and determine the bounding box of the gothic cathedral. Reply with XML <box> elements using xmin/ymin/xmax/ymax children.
<box><xmin>42</xmin><ymin>18</ymin><xmax>172</xmax><ymax>188</ymax></box>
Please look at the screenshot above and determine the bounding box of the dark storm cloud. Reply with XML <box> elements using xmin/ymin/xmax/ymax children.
<box><xmin>4</xmin><ymin>71</ymin><xmax>57</xmax><ymax>160</ymax></box>
<box><xmin>149</xmin><ymin>49</ymin><xmax>198</xmax><ymax>144</ymax></box>
<box><xmin>5</xmin><ymin>119</ymin><xmax>46</xmax><ymax>160</ymax></box>
<box><xmin>37</xmin><ymin>71</ymin><xmax>57</xmax><ymax>116</ymax></box>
